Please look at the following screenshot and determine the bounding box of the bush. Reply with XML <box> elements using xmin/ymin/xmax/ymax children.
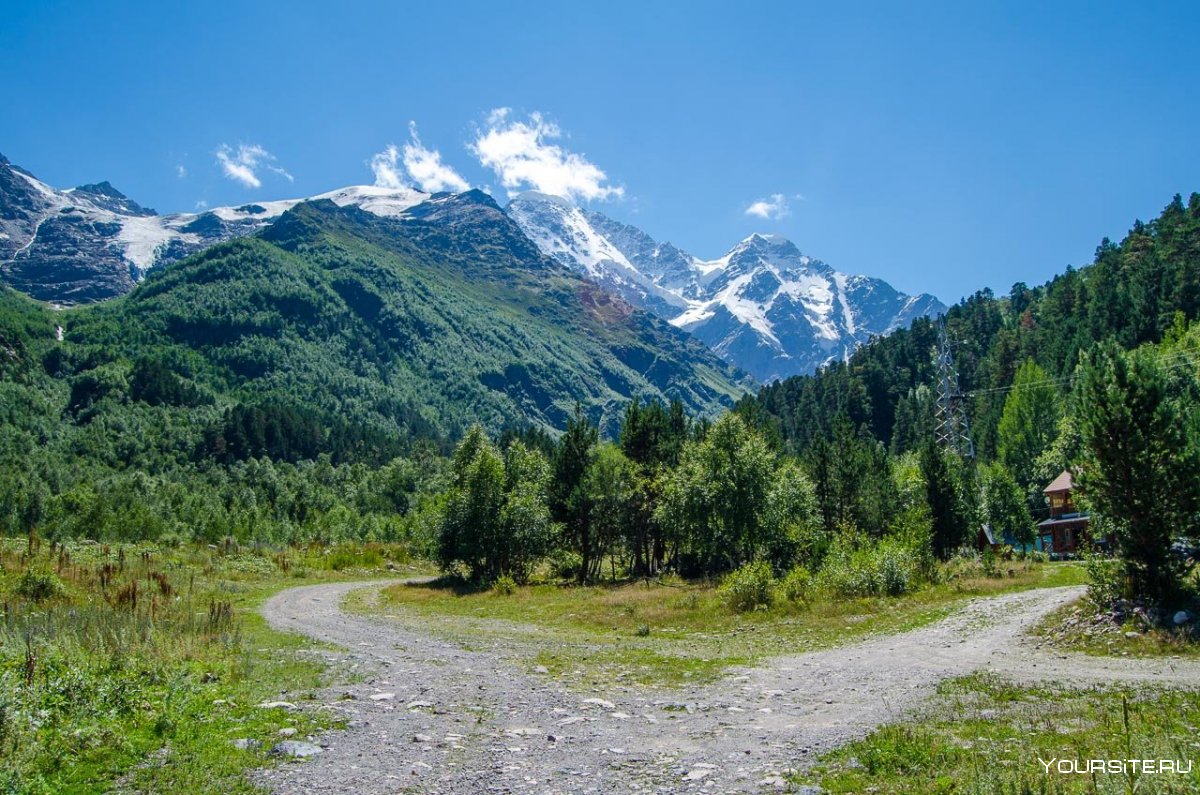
<box><xmin>816</xmin><ymin>531</ymin><xmax>924</xmax><ymax>598</ymax></box>
<box><xmin>13</xmin><ymin>569</ymin><xmax>65</xmax><ymax>601</ymax></box>
<box><xmin>1086</xmin><ymin>552</ymin><xmax>1127</xmax><ymax>610</ymax></box>
<box><xmin>719</xmin><ymin>560</ymin><xmax>775</xmax><ymax>613</ymax></box>
<box><xmin>779</xmin><ymin>566</ymin><xmax>812</xmax><ymax>603</ymax></box>
<box><xmin>492</xmin><ymin>574</ymin><xmax>517</xmax><ymax>596</ymax></box>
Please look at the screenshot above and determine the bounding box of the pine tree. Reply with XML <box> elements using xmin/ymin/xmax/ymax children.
<box><xmin>1077</xmin><ymin>343</ymin><xmax>1200</xmax><ymax>605</ymax></box>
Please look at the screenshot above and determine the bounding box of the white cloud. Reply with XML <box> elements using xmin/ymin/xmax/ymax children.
<box><xmin>195</xmin><ymin>199</ymin><xmax>208</xmax><ymax>210</ymax></box>
<box><xmin>469</xmin><ymin>108</ymin><xmax>623</xmax><ymax>202</ymax></box>
<box><xmin>370</xmin><ymin>125</ymin><xmax>470</xmax><ymax>194</ymax></box>
<box><xmin>745</xmin><ymin>193</ymin><xmax>790</xmax><ymax>220</ymax></box>
<box><xmin>215</xmin><ymin>143</ymin><xmax>292</xmax><ymax>189</ymax></box>
<box><xmin>175</xmin><ymin>164</ymin><xmax>187</xmax><ymax>179</ymax></box>
<box><xmin>369</xmin><ymin>144</ymin><xmax>404</xmax><ymax>189</ymax></box>
<box><xmin>402</xmin><ymin>122</ymin><xmax>470</xmax><ymax>193</ymax></box>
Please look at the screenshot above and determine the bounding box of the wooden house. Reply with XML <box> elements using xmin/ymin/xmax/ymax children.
<box><xmin>1036</xmin><ymin>469</ymin><xmax>1102</xmax><ymax>556</ymax></box>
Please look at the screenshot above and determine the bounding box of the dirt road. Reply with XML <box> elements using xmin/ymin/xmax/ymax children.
<box><xmin>253</xmin><ymin>581</ymin><xmax>1200</xmax><ymax>794</ymax></box>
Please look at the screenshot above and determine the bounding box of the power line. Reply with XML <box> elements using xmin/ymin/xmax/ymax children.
<box><xmin>963</xmin><ymin>347</ymin><xmax>1200</xmax><ymax>398</ymax></box>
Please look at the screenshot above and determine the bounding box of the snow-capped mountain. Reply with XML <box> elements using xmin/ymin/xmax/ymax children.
<box><xmin>0</xmin><ymin>152</ymin><xmax>429</xmax><ymax>303</ymax></box>
<box><xmin>507</xmin><ymin>192</ymin><xmax>946</xmax><ymax>382</ymax></box>
<box><xmin>0</xmin><ymin>151</ymin><xmax>944</xmax><ymax>383</ymax></box>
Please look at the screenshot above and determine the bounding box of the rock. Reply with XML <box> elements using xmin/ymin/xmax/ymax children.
<box><xmin>278</xmin><ymin>727</ymin><xmax>298</xmax><ymax>737</ymax></box>
<box><xmin>270</xmin><ymin>740</ymin><xmax>322</xmax><ymax>758</ymax></box>
<box><xmin>683</xmin><ymin>768</ymin><xmax>712</xmax><ymax>781</ymax></box>
<box><xmin>231</xmin><ymin>738</ymin><xmax>261</xmax><ymax>751</ymax></box>
<box><xmin>582</xmin><ymin>698</ymin><xmax>616</xmax><ymax>710</ymax></box>
<box><xmin>1174</xmin><ymin>610</ymin><xmax>1191</xmax><ymax>626</ymax></box>
<box><xmin>412</xmin><ymin>733</ymin><xmax>433</xmax><ymax>743</ymax></box>
<box><xmin>369</xmin><ymin>692</ymin><xmax>395</xmax><ymax>701</ymax></box>
<box><xmin>1124</xmin><ymin>631</ymin><xmax>1142</xmax><ymax>639</ymax></box>
<box><xmin>534</xmin><ymin>665</ymin><xmax>549</xmax><ymax>674</ymax></box>
<box><xmin>257</xmin><ymin>701</ymin><xmax>299</xmax><ymax>711</ymax></box>
<box><xmin>406</xmin><ymin>700</ymin><xmax>434</xmax><ymax>710</ymax></box>
<box><xmin>794</xmin><ymin>787</ymin><xmax>827</xmax><ymax>795</ymax></box>
<box><xmin>756</xmin><ymin>775</ymin><xmax>788</xmax><ymax>789</ymax></box>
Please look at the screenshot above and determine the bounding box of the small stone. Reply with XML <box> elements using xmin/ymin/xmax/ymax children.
<box><xmin>683</xmin><ymin>768</ymin><xmax>712</xmax><ymax>781</ymax></box>
<box><xmin>412</xmin><ymin>733</ymin><xmax>433</xmax><ymax>743</ymax></box>
<box><xmin>406</xmin><ymin>700</ymin><xmax>434</xmax><ymax>710</ymax></box>
<box><xmin>278</xmin><ymin>727</ymin><xmax>298</xmax><ymax>737</ymax></box>
<box><xmin>1174</xmin><ymin>610</ymin><xmax>1191</xmax><ymax>626</ymax></box>
<box><xmin>270</xmin><ymin>740</ymin><xmax>322</xmax><ymax>758</ymax></box>
<box><xmin>231</xmin><ymin>738</ymin><xmax>261</xmax><ymax>751</ymax></box>
<box><xmin>534</xmin><ymin>665</ymin><xmax>549</xmax><ymax>674</ymax></box>
<box><xmin>369</xmin><ymin>693</ymin><xmax>395</xmax><ymax>701</ymax></box>
<box><xmin>1124</xmin><ymin>631</ymin><xmax>1142</xmax><ymax>639</ymax></box>
<box><xmin>257</xmin><ymin>701</ymin><xmax>298</xmax><ymax>711</ymax></box>
<box><xmin>582</xmin><ymin>698</ymin><xmax>616</xmax><ymax>710</ymax></box>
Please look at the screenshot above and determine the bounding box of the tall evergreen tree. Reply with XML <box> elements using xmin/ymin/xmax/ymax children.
<box><xmin>1077</xmin><ymin>344</ymin><xmax>1200</xmax><ymax>605</ymax></box>
<box><xmin>921</xmin><ymin>440</ymin><xmax>962</xmax><ymax>560</ymax></box>
<box><xmin>552</xmin><ymin>404</ymin><xmax>599</xmax><ymax>583</ymax></box>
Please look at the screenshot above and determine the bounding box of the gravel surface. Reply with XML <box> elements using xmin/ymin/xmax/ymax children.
<box><xmin>253</xmin><ymin>581</ymin><xmax>1200</xmax><ymax>794</ymax></box>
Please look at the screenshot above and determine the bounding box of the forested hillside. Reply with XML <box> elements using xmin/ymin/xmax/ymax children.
<box><xmin>745</xmin><ymin>193</ymin><xmax>1200</xmax><ymax>465</ymax></box>
<box><xmin>0</xmin><ymin>192</ymin><xmax>747</xmax><ymax>543</ymax></box>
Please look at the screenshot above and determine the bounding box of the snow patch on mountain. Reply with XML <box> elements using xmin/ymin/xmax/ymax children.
<box><xmin>507</xmin><ymin>194</ymin><xmax>946</xmax><ymax>381</ymax></box>
<box><xmin>0</xmin><ymin>154</ymin><xmax>432</xmax><ymax>302</ymax></box>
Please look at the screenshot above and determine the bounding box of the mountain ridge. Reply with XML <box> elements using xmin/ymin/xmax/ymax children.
<box><xmin>49</xmin><ymin>189</ymin><xmax>749</xmax><ymax>440</ymax></box>
<box><xmin>507</xmin><ymin>192</ymin><xmax>947</xmax><ymax>381</ymax></box>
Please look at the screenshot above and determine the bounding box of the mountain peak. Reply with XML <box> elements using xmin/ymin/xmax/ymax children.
<box><xmin>509</xmin><ymin>202</ymin><xmax>946</xmax><ymax>381</ymax></box>
<box><xmin>509</xmin><ymin>190</ymin><xmax>574</xmax><ymax>209</ymax></box>
<box><xmin>74</xmin><ymin>180</ymin><xmax>127</xmax><ymax>199</ymax></box>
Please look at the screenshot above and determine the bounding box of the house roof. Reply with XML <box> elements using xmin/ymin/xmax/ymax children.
<box><xmin>1044</xmin><ymin>469</ymin><xmax>1075</xmax><ymax>493</ymax></box>
<box><xmin>1037</xmin><ymin>514</ymin><xmax>1090</xmax><ymax>529</ymax></box>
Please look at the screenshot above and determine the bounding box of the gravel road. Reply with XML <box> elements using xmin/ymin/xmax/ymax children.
<box><xmin>253</xmin><ymin>581</ymin><xmax>1200</xmax><ymax>794</ymax></box>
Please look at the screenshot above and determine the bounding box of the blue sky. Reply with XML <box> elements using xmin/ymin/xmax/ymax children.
<box><xmin>3</xmin><ymin>1</ymin><xmax>1198</xmax><ymax>304</ymax></box>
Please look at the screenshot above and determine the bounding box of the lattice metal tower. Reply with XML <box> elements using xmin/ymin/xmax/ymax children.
<box><xmin>933</xmin><ymin>318</ymin><xmax>975</xmax><ymax>458</ymax></box>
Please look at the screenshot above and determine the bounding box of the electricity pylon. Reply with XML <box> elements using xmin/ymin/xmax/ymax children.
<box><xmin>933</xmin><ymin>318</ymin><xmax>975</xmax><ymax>459</ymax></box>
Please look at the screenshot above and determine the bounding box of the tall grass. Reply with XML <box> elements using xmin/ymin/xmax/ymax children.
<box><xmin>0</xmin><ymin>535</ymin><xmax>412</xmax><ymax>794</ymax></box>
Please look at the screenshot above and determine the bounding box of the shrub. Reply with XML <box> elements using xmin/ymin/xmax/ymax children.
<box><xmin>779</xmin><ymin>566</ymin><xmax>812</xmax><ymax>603</ymax></box>
<box><xmin>1086</xmin><ymin>552</ymin><xmax>1127</xmax><ymax>610</ymax></box>
<box><xmin>13</xmin><ymin>569</ymin><xmax>64</xmax><ymax>601</ymax></box>
<box><xmin>816</xmin><ymin>531</ymin><xmax>924</xmax><ymax>598</ymax></box>
<box><xmin>719</xmin><ymin>560</ymin><xmax>775</xmax><ymax>613</ymax></box>
<box><xmin>492</xmin><ymin>574</ymin><xmax>517</xmax><ymax>596</ymax></box>
<box><xmin>980</xmin><ymin>546</ymin><xmax>999</xmax><ymax>577</ymax></box>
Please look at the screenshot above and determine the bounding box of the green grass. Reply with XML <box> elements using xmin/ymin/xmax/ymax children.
<box><xmin>360</xmin><ymin>560</ymin><xmax>1086</xmax><ymax>688</ymax></box>
<box><xmin>794</xmin><ymin>674</ymin><xmax>1200</xmax><ymax>794</ymax></box>
<box><xmin>0</xmin><ymin>537</ymin><xmax>426</xmax><ymax>795</ymax></box>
